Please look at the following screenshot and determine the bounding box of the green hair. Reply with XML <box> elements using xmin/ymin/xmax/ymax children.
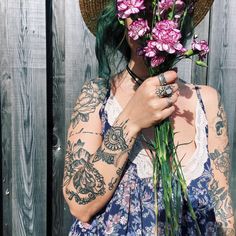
<box><xmin>95</xmin><ymin>0</ymin><xmax>130</xmax><ymax>80</ymax></box>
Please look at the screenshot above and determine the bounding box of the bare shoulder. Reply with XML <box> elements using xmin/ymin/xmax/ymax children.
<box><xmin>180</xmin><ymin>82</ymin><xmax>219</xmax><ymax>116</ymax></box>
<box><xmin>193</xmin><ymin>84</ymin><xmax>220</xmax><ymax>121</ymax></box>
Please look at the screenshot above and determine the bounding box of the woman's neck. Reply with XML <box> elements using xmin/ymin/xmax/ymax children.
<box><xmin>128</xmin><ymin>53</ymin><xmax>149</xmax><ymax>79</ymax></box>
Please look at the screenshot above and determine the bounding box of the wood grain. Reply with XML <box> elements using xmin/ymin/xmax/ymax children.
<box><xmin>0</xmin><ymin>1</ymin><xmax>13</xmax><ymax>234</ymax></box>
<box><xmin>1</xmin><ymin>0</ymin><xmax>47</xmax><ymax>235</ymax></box>
<box><xmin>51</xmin><ymin>0</ymin><xmax>66</xmax><ymax>235</ymax></box>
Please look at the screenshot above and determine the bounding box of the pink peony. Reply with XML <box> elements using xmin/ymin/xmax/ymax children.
<box><xmin>128</xmin><ymin>18</ymin><xmax>150</xmax><ymax>40</ymax></box>
<box><xmin>117</xmin><ymin>0</ymin><xmax>145</xmax><ymax>19</ymax></box>
<box><xmin>152</xmin><ymin>20</ymin><xmax>186</xmax><ymax>54</ymax></box>
<box><xmin>191</xmin><ymin>39</ymin><xmax>209</xmax><ymax>60</ymax></box>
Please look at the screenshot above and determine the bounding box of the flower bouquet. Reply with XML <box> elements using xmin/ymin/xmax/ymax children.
<box><xmin>117</xmin><ymin>0</ymin><xmax>209</xmax><ymax>235</ymax></box>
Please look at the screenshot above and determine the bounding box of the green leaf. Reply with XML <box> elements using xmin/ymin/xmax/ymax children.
<box><xmin>196</xmin><ymin>60</ymin><xmax>208</xmax><ymax>67</ymax></box>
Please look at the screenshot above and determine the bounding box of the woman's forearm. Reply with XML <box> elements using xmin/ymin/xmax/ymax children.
<box><xmin>63</xmin><ymin>112</ymin><xmax>139</xmax><ymax>222</ymax></box>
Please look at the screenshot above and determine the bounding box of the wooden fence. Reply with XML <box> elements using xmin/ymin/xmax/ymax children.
<box><xmin>0</xmin><ymin>0</ymin><xmax>235</xmax><ymax>235</ymax></box>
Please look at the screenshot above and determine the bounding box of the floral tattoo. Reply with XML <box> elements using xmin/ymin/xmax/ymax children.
<box><xmin>70</xmin><ymin>79</ymin><xmax>107</xmax><ymax>128</ymax></box>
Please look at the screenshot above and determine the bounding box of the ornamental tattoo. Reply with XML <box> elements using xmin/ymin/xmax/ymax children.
<box><xmin>70</xmin><ymin>79</ymin><xmax>107</xmax><ymax>128</ymax></box>
<box><xmin>215</xmin><ymin>94</ymin><xmax>227</xmax><ymax>136</ymax></box>
<box><xmin>65</xmin><ymin>147</ymin><xmax>106</xmax><ymax>205</ymax></box>
<box><xmin>104</xmin><ymin>126</ymin><xmax>129</xmax><ymax>151</ymax></box>
<box><xmin>92</xmin><ymin>147</ymin><xmax>115</xmax><ymax>165</ymax></box>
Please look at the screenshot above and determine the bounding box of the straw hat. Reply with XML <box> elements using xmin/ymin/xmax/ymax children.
<box><xmin>79</xmin><ymin>0</ymin><xmax>214</xmax><ymax>35</ymax></box>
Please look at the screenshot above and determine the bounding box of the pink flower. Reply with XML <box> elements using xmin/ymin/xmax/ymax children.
<box><xmin>143</xmin><ymin>40</ymin><xmax>158</xmax><ymax>57</ymax></box>
<box><xmin>151</xmin><ymin>55</ymin><xmax>166</xmax><ymax>67</ymax></box>
<box><xmin>117</xmin><ymin>0</ymin><xmax>145</xmax><ymax>19</ymax></box>
<box><xmin>159</xmin><ymin>0</ymin><xmax>185</xmax><ymax>14</ymax></box>
<box><xmin>128</xmin><ymin>18</ymin><xmax>150</xmax><ymax>40</ymax></box>
<box><xmin>191</xmin><ymin>38</ymin><xmax>209</xmax><ymax>60</ymax></box>
<box><xmin>152</xmin><ymin>20</ymin><xmax>186</xmax><ymax>54</ymax></box>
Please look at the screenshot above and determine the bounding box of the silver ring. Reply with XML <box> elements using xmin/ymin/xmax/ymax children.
<box><xmin>157</xmin><ymin>73</ymin><xmax>167</xmax><ymax>86</ymax></box>
<box><xmin>167</xmin><ymin>97</ymin><xmax>173</xmax><ymax>107</ymax></box>
<box><xmin>156</xmin><ymin>85</ymin><xmax>173</xmax><ymax>98</ymax></box>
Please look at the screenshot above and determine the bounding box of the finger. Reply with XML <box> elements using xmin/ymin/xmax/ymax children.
<box><xmin>147</xmin><ymin>70</ymin><xmax>178</xmax><ymax>86</ymax></box>
<box><xmin>155</xmin><ymin>83</ymin><xmax>179</xmax><ymax>95</ymax></box>
<box><xmin>160</xmin><ymin>105</ymin><xmax>175</xmax><ymax>120</ymax></box>
<box><xmin>155</xmin><ymin>92</ymin><xmax>179</xmax><ymax>110</ymax></box>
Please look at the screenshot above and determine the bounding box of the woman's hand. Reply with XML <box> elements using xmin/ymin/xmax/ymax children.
<box><xmin>121</xmin><ymin>70</ymin><xmax>179</xmax><ymax>133</ymax></box>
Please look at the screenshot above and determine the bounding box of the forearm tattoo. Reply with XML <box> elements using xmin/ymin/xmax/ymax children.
<box><xmin>209</xmin><ymin>179</ymin><xmax>235</xmax><ymax>235</ymax></box>
<box><xmin>64</xmin><ymin>121</ymin><xmax>132</xmax><ymax>205</ymax></box>
<box><xmin>70</xmin><ymin>79</ymin><xmax>107</xmax><ymax>128</ymax></box>
<box><xmin>63</xmin><ymin>139</ymin><xmax>105</xmax><ymax>204</ymax></box>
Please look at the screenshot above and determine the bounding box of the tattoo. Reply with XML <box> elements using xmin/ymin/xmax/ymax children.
<box><xmin>65</xmin><ymin>147</ymin><xmax>106</xmax><ymax>205</ymax></box>
<box><xmin>209</xmin><ymin>144</ymin><xmax>230</xmax><ymax>180</ymax></box>
<box><xmin>108</xmin><ymin>177</ymin><xmax>119</xmax><ymax>191</ymax></box>
<box><xmin>63</xmin><ymin>138</ymin><xmax>106</xmax><ymax>204</ymax></box>
<box><xmin>215</xmin><ymin>94</ymin><xmax>227</xmax><ymax>136</ymax></box>
<box><xmin>209</xmin><ymin>179</ymin><xmax>234</xmax><ymax>228</ymax></box>
<box><xmin>70</xmin><ymin>79</ymin><xmax>107</xmax><ymax>128</ymax></box>
<box><xmin>92</xmin><ymin>147</ymin><xmax>115</xmax><ymax>165</ymax></box>
<box><xmin>63</xmin><ymin>139</ymin><xmax>85</xmax><ymax>187</ymax></box>
<box><xmin>104</xmin><ymin>125</ymin><xmax>129</xmax><ymax>151</ymax></box>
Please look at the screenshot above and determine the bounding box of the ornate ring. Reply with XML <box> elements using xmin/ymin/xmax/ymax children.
<box><xmin>156</xmin><ymin>85</ymin><xmax>173</xmax><ymax>98</ymax></box>
<box><xmin>157</xmin><ymin>73</ymin><xmax>167</xmax><ymax>86</ymax></box>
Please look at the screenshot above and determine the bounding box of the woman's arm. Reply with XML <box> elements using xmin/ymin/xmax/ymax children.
<box><xmin>202</xmin><ymin>86</ymin><xmax>235</xmax><ymax>235</ymax></box>
<box><xmin>62</xmin><ymin>78</ymin><xmax>138</xmax><ymax>222</ymax></box>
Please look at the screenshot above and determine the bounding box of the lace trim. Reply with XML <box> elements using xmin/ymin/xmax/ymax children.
<box><xmin>104</xmin><ymin>93</ymin><xmax>209</xmax><ymax>184</ymax></box>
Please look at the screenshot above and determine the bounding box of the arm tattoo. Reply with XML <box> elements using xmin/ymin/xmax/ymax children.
<box><xmin>209</xmin><ymin>179</ymin><xmax>234</xmax><ymax>233</ymax></box>
<box><xmin>70</xmin><ymin>79</ymin><xmax>107</xmax><ymax>128</ymax></box>
<box><xmin>92</xmin><ymin>147</ymin><xmax>116</xmax><ymax>165</ymax></box>
<box><xmin>64</xmin><ymin>144</ymin><xmax>106</xmax><ymax>205</ymax></box>
<box><xmin>215</xmin><ymin>93</ymin><xmax>227</xmax><ymax>136</ymax></box>
<box><xmin>209</xmin><ymin>144</ymin><xmax>230</xmax><ymax>180</ymax></box>
<box><xmin>64</xmin><ymin>121</ymin><xmax>132</xmax><ymax>204</ymax></box>
<box><xmin>104</xmin><ymin>126</ymin><xmax>129</xmax><ymax>151</ymax></box>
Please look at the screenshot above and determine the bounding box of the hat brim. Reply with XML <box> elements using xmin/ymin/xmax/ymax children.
<box><xmin>79</xmin><ymin>0</ymin><xmax>214</xmax><ymax>35</ymax></box>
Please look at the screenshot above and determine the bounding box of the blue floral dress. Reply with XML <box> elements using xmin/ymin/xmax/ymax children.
<box><xmin>69</xmin><ymin>86</ymin><xmax>217</xmax><ymax>235</ymax></box>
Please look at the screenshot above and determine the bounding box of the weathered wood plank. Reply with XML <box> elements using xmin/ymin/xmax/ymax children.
<box><xmin>0</xmin><ymin>2</ymin><xmax>13</xmax><ymax>234</ymax></box>
<box><xmin>50</xmin><ymin>0</ymin><xmax>66</xmax><ymax>235</ymax></box>
<box><xmin>207</xmin><ymin>0</ymin><xmax>236</xmax><ymax>214</ymax></box>
<box><xmin>1</xmin><ymin>0</ymin><xmax>47</xmax><ymax>235</ymax></box>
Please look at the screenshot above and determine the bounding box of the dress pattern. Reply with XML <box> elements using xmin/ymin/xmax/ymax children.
<box><xmin>69</xmin><ymin>86</ymin><xmax>217</xmax><ymax>236</ymax></box>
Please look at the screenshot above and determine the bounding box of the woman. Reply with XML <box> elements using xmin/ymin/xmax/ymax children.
<box><xmin>63</xmin><ymin>0</ymin><xmax>235</xmax><ymax>235</ymax></box>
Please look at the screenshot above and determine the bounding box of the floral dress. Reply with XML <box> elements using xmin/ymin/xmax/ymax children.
<box><xmin>69</xmin><ymin>86</ymin><xmax>217</xmax><ymax>236</ymax></box>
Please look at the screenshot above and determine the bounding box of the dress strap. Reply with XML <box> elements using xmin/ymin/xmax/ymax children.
<box><xmin>194</xmin><ymin>85</ymin><xmax>206</xmax><ymax>114</ymax></box>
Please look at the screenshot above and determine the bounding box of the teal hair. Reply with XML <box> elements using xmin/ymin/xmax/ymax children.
<box><xmin>95</xmin><ymin>0</ymin><xmax>130</xmax><ymax>80</ymax></box>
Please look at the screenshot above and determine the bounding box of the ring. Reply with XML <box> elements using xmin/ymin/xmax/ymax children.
<box><xmin>157</xmin><ymin>73</ymin><xmax>167</xmax><ymax>86</ymax></box>
<box><xmin>167</xmin><ymin>97</ymin><xmax>173</xmax><ymax>107</ymax></box>
<box><xmin>156</xmin><ymin>85</ymin><xmax>173</xmax><ymax>98</ymax></box>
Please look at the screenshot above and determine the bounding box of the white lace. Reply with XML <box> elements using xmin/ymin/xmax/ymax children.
<box><xmin>104</xmin><ymin>92</ymin><xmax>208</xmax><ymax>185</ymax></box>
